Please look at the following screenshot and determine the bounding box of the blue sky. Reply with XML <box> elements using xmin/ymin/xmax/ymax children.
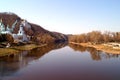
<box><xmin>0</xmin><ymin>0</ymin><xmax>120</xmax><ymax>34</ymax></box>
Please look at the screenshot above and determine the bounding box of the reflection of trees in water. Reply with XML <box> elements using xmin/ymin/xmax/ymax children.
<box><xmin>69</xmin><ymin>44</ymin><xmax>120</xmax><ymax>61</ymax></box>
<box><xmin>0</xmin><ymin>42</ymin><xmax>67</xmax><ymax>77</ymax></box>
<box><xmin>69</xmin><ymin>44</ymin><xmax>86</xmax><ymax>52</ymax></box>
<box><xmin>87</xmin><ymin>47</ymin><xmax>101</xmax><ymax>61</ymax></box>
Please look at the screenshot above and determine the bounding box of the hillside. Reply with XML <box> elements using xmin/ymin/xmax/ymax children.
<box><xmin>0</xmin><ymin>12</ymin><xmax>68</xmax><ymax>47</ymax></box>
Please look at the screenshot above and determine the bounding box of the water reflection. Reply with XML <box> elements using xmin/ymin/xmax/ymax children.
<box><xmin>0</xmin><ymin>42</ymin><xmax>67</xmax><ymax>78</ymax></box>
<box><xmin>69</xmin><ymin>44</ymin><xmax>120</xmax><ymax>61</ymax></box>
<box><xmin>1</xmin><ymin>43</ymin><xmax>120</xmax><ymax>80</ymax></box>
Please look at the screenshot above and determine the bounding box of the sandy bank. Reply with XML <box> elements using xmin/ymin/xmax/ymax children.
<box><xmin>69</xmin><ymin>42</ymin><xmax>120</xmax><ymax>54</ymax></box>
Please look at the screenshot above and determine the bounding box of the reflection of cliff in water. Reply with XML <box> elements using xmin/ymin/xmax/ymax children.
<box><xmin>0</xmin><ymin>42</ymin><xmax>67</xmax><ymax>77</ymax></box>
<box><xmin>69</xmin><ymin>44</ymin><xmax>120</xmax><ymax>61</ymax></box>
<box><xmin>26</xmin><ymin>42</ymin><xmax>67</xmax><ymax>59</ymax></box>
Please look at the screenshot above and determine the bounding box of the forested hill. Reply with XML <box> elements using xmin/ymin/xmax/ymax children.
<box><xmin>0</xmin><ymin>12</ymin><xmax>68</xmax><ymax>45</ymax></box>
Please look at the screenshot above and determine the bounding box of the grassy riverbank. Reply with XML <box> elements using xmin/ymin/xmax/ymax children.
<box><xmin>0</xmin><ymin>44</ymin><xmax>47</xmax><ymax>57</ymax></box>
<box><xmin>69</xmin><ymin>42</ymin><xmax>120</xmax><ymax>54</ymax></box>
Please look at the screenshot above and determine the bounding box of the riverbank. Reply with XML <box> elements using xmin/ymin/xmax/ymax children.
<box><xmin>0</xmin><ymin>44</ymin><xmax>47</xmax><ymax>57</ymax></box>
<box><xmin>69</xmin><ymin>42</ymin><xmax>120</xmax><ymax>54</ymax></box>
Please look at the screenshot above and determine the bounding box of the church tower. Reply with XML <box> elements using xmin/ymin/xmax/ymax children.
<box><xmin>0</xmin><ymin>19</ymin><xmax>5</xmax><ymax>33</ymax></box>
<box><xmin>18</xmin><ymin>24</ymin><xmax>24</xmax><ymax>36</ymax></box>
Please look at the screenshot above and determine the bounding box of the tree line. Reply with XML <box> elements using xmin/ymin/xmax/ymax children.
<box><xmin>69</xmin><ymin>31</ymin><xmax>120</xmax><ymax>44</ymax></box>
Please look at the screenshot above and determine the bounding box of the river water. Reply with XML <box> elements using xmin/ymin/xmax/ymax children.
<box><xmin>0</xmin><ymin>43</ymin><xmax>120</xmax><ymax>80</ymax></box>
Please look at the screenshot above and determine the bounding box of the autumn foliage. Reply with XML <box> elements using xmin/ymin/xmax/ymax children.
<box><xmin>69</xmin><ymin>31</ymin><xmax>120</xmax><ymax>44</ymax></box>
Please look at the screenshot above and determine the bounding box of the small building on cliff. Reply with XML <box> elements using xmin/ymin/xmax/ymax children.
<box><xmin>0</xmin><ymin>19</ymin><xmax>31</xmax><ymax>47</ymax></box>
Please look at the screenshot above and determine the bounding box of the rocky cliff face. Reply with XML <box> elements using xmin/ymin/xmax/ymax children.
<box><xmin>0</xmin><ymin>12</ymin><xmax>68</xmax><ymax>46</ymax></box>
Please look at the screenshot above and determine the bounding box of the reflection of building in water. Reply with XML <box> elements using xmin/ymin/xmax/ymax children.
<box><xmin>0</xmin><ymin>43</ymin><xmax>67</xmax><ymax>77</ymax></box>
<box><xmin>0</xmin><ymin>51</ymin><xmax>29</xmax><ymax>77</ymax></box>
<box><xmin>0</xmin><ymin>51</ymin><xmax>36</xmax><ymax>77</ymax></box>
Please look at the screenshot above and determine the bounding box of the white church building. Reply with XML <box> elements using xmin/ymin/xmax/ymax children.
<box><xmin>0</xmin><ymin>19</ymin><xmax>31</xmax><ymax>43</ymax></box>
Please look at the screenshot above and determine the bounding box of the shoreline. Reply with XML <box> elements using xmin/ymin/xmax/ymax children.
<box><xmin>69</xmin><ymin>42</ymin><xmax>120</xmax><ymax>54</ymax></box>
<box><xmin>0</xmin><ymin>44</ymin><xmax>47</xmax><ymax>57</ymax></box>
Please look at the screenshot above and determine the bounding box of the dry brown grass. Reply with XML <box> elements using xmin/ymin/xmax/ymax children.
<box><xmin>0</xmin><ymin>44</ymin><xmax>47</xmax><ymax>57</ymax></box>
<box><xmin>0</xmin><ymin>48</ymin><xmax>19</xmax><ymax>56</ymax></box>
<box><xmin>12</xmin><ymin>44</ymin><xmax>47</xmax><ymax>51</ymax></box>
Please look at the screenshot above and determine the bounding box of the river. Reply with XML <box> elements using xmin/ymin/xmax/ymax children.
<box><xmin>0</xmin><ymin>43</ymin><xmax>120</xmax><ymax>80</ymax></box>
